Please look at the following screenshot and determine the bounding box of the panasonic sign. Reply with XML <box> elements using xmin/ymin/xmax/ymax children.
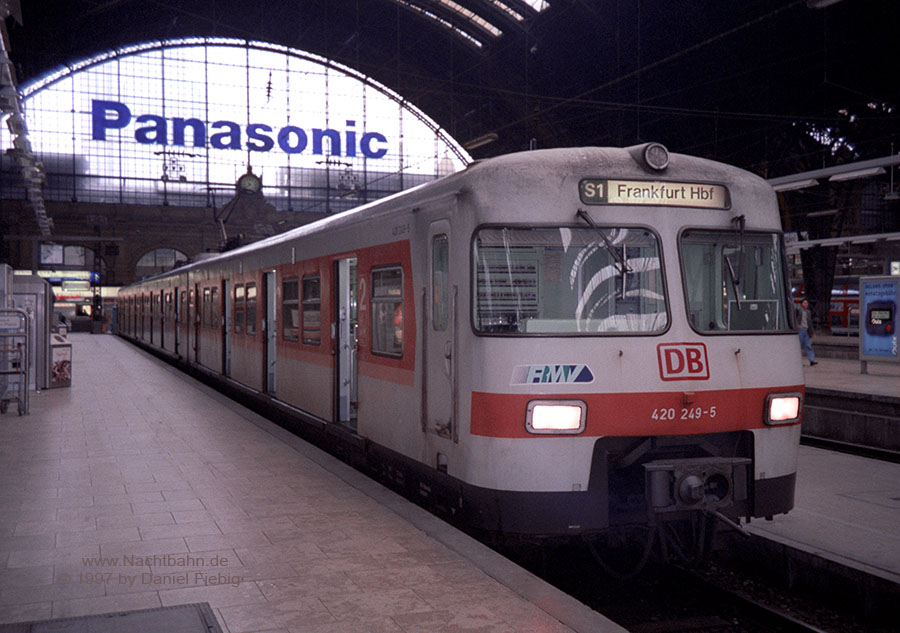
<box><xmin>91</xmin><ymin>99</ymin><xmax>389</xmax><ymax>158</ymax></box>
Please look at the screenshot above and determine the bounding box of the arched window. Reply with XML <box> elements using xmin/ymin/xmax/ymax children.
<box><xmin>136</xmin><ymin>248</ymin><xmax>187</xmax><ymax>279</ymax></box>
<box><xmin>5</xmin><ymin>38</ymin><xmax>470</xmax><ymax>214</ymax></box>
<box><xmin>38</xmin><ymin>242</ymin><xmax>107</xmax><ymax>277</ymax></box>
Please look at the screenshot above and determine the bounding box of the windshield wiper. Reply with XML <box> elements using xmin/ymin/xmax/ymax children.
<box><xmin>576</xmin><ymin>209</ymin><xmax>632</xmax><ymax>275</ymax></box>
<box><xmin>725</xmin><ymin>253</ymin><xmax>742</xmax><ymax>312</ymax></box>
<box><xmin>727</xmin><ymin>215</ymin><xmax>747</xmax><ymax>312</ymax></box>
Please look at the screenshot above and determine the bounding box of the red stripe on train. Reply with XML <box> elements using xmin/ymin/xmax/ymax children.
<box><xmin>470</xmin><ymin>386</ymin><xmax>805</xmax><ymax>438</ymax></box>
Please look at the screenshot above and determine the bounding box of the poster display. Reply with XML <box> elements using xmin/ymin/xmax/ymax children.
<box><xmin>859</xmin><ymin>276</ymin><xmax>899</xmax><ymax>363</ymax></box>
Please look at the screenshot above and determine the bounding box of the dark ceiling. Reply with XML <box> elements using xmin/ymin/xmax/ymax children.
<box><xmin>7</xmin><ymin>0</ymin><xmax>900</xmax><ymax>177</ymax></box>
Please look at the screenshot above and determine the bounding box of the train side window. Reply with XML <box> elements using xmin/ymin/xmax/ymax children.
<box><xmin>372</xmin><ymin>266</ymin><xmax>403</xmax><ymax>357</ymax></box>
<box><xmin>302</xmin><ymin>275</ymin><xmax>321</xmax><ymax>345</ymax></box>
<box><xmin>282</xmin><ymin>277</ymin><xmax>300</xmax><ymax>341</ymax></box>
<box><xmin>246</xmin><ymin>283</ymin><xmax>257</xmax><ymax>335</ymax></box>
<box><xmin>432</xmin><ymin>235</ymin><xmax>449</xmax><ymax>332</ymax></box>
<box><xmin>234</xmin><ymin>284</ymin><xmax>245</xmax><ymax>333</ymax></box>
<box><xmin>202</xmin><ymin>288</ymin><xmax>211</xmax><ymax>327</ymax></box>
<box><xmin>210</xmin><ymin>286</ymin><xmax>219</xmax><ymax>327</ymax></box>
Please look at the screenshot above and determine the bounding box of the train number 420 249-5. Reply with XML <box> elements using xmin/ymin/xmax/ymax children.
<box><xmin>651</xmin><ymin>406</ymin><xmax>718</xmax><ymax>421</ymax></box>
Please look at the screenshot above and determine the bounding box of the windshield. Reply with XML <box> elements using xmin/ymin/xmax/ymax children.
<box><xmin>472</xmin><ymin>226</ymin><xmax>667</xmax><ymax>334</ymax></box>
<box><xmin>681</xmin><ymin>230</ymin><xmax>791</xmax><ymax>333</ymax></box>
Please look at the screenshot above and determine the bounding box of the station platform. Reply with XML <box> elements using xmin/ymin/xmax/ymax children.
<box><xmin>743</xmin><ymin>444</ymin><xmax>900</xmax><ymax>586</ymax></box>
<box><xmin>0</xmin><ymin>334</ymin><xmax>626</xmax><ymax>633</ymax></box>
<box><xmin>799</xmin><ymin>334</ymin><xmax>899</xmax><ymax>452</ymax></box>
<box><xmin>738</xmin><ymin>335</ymin><xmax>900</xmax><ymax>616</ymax></box>
<box><xmin>804</xmin><ymin>333</ymin><xmax>899</xmax><ymax>399</ymax></box>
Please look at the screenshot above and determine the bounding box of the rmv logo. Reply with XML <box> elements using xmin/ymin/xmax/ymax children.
<box><xmin>515</xmin><ymin>365</ymin><xmax>594</xmax><ymax>384</ymax></box>
<box><xmin>657</xmin><ymin>343</ymin><xmax>710</xmax><ymax>381</ymax></box>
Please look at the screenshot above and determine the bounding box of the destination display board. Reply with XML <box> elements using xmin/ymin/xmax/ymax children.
<box><xmin>579</xmin><ymin>179</ymin><xmax>731</xmax><ymax>209</ymax></box>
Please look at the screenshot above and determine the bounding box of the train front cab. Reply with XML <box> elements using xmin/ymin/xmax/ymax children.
<box><xmin>447</xmin><ymin>150</ymin><xmax>805</xmax><ymax>537</ymax></box>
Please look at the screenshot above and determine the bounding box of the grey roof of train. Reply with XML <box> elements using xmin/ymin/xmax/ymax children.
<box><xmin>124</xmin><ymin>144</ymin><xmax>773</xmax><ymax>287</ymax></box>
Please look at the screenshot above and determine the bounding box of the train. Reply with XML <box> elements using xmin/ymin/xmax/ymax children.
<box><xmin>118</xmin><ymin>144</ymin><xmax>804</xmax><ymax>555</ymax></box>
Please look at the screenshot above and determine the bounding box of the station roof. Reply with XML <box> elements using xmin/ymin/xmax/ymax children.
<box><xmin>5</xmin><ymin>0</ymin><xmax>900</xmax><ymax>177</ymax></box>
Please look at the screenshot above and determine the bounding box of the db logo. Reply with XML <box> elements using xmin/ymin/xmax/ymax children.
<box><xmin>657</xmin><ymin>343</ymin><xmax>710</xmax><ymax>381</ymax></box>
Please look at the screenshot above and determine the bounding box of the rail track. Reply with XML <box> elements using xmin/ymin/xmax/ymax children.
<box><xmin>493</xmin><ymin>539</ymin><xmax>894</xmax><ymax>633</ymax></box>
<box><xmin>801</xmin><ymin>434</ymin><xmax>900</xmax><ymax>464</ymax></box>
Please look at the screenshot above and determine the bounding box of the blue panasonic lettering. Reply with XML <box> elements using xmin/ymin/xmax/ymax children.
<box><xmin>89</xmin><ymin>99</ymin><xmax>389</xmax><ymax>158</ymax></box>
<box><xmin>246</xmin><ymin>123</ymin><xmax>274</xmax><ymax>152</ymax></box>
<box><xmin>210</xmin><ymin>121</ymin><xmax>242</xmax><ymax>150</ymax></box>
<box><xmin>312</xmin><ymin>128</ymin><xmax>340</xmax><ymax>155</ymax></box>
<box><xmin>173</xmin><ymin>118</ymin><xmax>205</xmax><ymax>147</ymax></box>
<box><xmin>135</xmin><ymin>114</ymin><xmax>167</xmax><ymax>145</ymax></box>
<box><xmin>345</xmin><ymin>120</ymin><xmax>356</xmax><ymax>157</ymax></box>
<box><xmin>92</xmin><ymin>100</ymin><xmax>131</xmax><ymax>140</ymax></box>
<box><xmin>361</xmin><ymin>132</ymin><xmax>388</xmax><ymax>158</ymax></box>
<box><xmin>277</xmin><ymin>126</ymin><xmax>308</xmax><ymax>154</ymax></box>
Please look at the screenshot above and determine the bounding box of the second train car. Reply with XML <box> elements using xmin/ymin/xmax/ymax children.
<box><xmin>118</xmin><ymin>144</ymin><xmax>804</xmax><ymax>542</ymax></box>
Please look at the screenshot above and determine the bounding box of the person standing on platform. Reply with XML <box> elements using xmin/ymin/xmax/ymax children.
<box><xmin>796</xmin><ymin>299</ymin><xmax>817</xmax><ymax>366</ymax></box>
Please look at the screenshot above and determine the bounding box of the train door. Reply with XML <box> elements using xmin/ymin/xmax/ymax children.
<box><xmin>160</xmin><ymin>290</ymin><xmax>167</xmax><ymax>349</ymax></box>
<box><xmin>334</xmin><ymin>257</ymin><xmax>358</xmax><ymax>426</ymax></box>
<box><xmin>223</xmin><ymin>279</ymin><xmax>232</xmax><ymax>376</ymax></box>
<box><xmin>141</xmin><ymin>294</ymin><xmax>145</xmax><ymax>340</ymax></box>
<box><xmin>193</xmin><ymin>284</ymin><xmax>200</xmax><ymax>363</ymax></box>
<box><xmin>149</xmin><ymin>292</ymin><xmax>155</xmax><ymax>345</ymax></box>
<box><xmin>174</xmin><ymin>287</ymin><xmax>181</xmax><ymax>357</ymax></box>
<box><xmin>425</xmin><ymin>222</ymin><xmax>455</xmax><ymax>440</ymax></box>
<box><xmin>264</xmin><ymin>270</ymin><xmax>277</xmax><ymax>394</ymax></box>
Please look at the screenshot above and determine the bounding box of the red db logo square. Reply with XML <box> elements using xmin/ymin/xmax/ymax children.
<box><xmin>657</xmin><ymin>343</ymin><xmax>710</xmax><ymax>381</ymax></box>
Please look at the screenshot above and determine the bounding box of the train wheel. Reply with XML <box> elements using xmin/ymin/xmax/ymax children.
<box><xmin>585</xmin><ymin>528</ymin><xmax>656</xmax><ymax>579</ymax></box>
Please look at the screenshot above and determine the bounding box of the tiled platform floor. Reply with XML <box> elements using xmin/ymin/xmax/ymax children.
<box><xmin>0</xmin><ymin>334</ymin><xmax>626</xmax><ymax>633</ymax></box>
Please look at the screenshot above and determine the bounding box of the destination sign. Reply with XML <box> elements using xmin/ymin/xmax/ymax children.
<box><xmin>579</xmin><ymin>179</ymin><xmax>731</xmax><ymax>209</ymax></box>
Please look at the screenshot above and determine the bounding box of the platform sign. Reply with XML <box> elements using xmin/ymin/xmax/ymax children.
<box><xmin>859</xmin><ymin>276</ymin><xmax>899</xmax><ymax>365</ymax></box>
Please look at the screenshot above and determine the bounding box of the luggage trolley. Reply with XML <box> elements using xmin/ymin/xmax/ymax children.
<box><xmin>0</xmin><ymin>309</ymin><xmax>29</xmax><ymax>416</ymax></box>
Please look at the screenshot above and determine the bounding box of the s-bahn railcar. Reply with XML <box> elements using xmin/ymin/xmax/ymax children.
<box><xmin>118</xmin><ymin>144</ymin><xmax>804</xmax><ymax>543</ymax></box>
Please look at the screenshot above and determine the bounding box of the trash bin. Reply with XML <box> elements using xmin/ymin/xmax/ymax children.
<box><xmin>50</xmin><ymin>333</ymin><xmax>72</xmax><ymax>388</ymax></box>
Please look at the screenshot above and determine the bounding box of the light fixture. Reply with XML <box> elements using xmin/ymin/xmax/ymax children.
<box><xmin>765</xmin><ymin>393</ymin><xmax>802</xmax><ymax>425</ymax></box>
<box><xmin>463</xmin><ymin>132</ymin><xmax>498</xmax><ymax>150</ymax></box>
<box><xmin>806</xmin><ymin>208</ymin><xmax>839</xmax><ymax>218</ymax></box>
<box><xmin>526</xmin><ymin>400</ymin><xmax>586</xmax><ymax>434</ymax></box>
<box><xmin>772</xmin><ymin>178</ymin><xmax>819</xmax><ymax>192</ymax></box>
<box><xmin>828</xmin><ymin>167</ymin><xmax>885</xmax><ymax>182</ymax></box>
<box><xmin>643</xmin><ymin>143</ymin><xmax>670</xmax><ymax>171</ymax></box>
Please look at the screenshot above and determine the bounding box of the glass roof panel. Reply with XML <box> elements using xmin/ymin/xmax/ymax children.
<box><xmin>520</xmin><ymin>0</ymin><xmax>549</xmax><ymax>12</ymax></box>
<box><xmin>435</xmin><ymin>0</ymin><xmax>503</xmax><ymax>37</ymax></box>
<box><xmin>485</xmin><ymin>0</ymin><xmax>525</xmax><ymax>22</ymax></box>
<box><xmin>394</xmin><ymin>0</ymin><xmax>485</xmax><ymax>48</ymax></box>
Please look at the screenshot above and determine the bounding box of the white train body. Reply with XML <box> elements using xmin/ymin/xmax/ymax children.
<box><xmin>119</xmin><ymin>145</ymin><xmax>804</xmax><ymax>535</ymax></box>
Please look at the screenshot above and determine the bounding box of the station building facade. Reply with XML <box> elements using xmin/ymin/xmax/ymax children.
<box><xmin>1</xmin><ymin>37</ymin><xmax>469</xmax><ymax>299</ymax></box>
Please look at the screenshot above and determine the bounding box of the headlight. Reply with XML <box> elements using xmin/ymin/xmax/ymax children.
<box><xmin>526</xmin><ymin>400</ymin><xmax>586</xmax><ymax>434</ymax></box>
<box><xmin>764</xmin><ymin>393</ymin><xmax>802</xmax><ymax>425</ymax></box>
